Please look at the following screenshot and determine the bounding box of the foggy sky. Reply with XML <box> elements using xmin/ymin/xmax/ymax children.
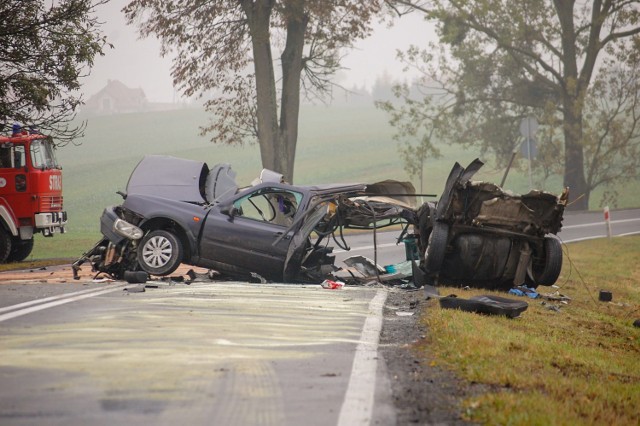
<box><xmin>83</xmin><ymin>1</ymin><xmax>435</xmax><ymax>103</ymax></box>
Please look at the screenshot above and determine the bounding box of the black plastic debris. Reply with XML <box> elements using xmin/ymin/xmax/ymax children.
<box><xmin>186</xmin><ymin>269</ymin><xmax>197</xmax><ymax>283</ymax></box>
<box><xmin>124</xmin><ymin>270</ymin><xmax>148</xmax><ymax>284</ymax></box>
<box><xmin>412</xmin><ymin>260</ymin><xmax>427</xmax><ymax>288</ymax></box>
<box><xmin>599</xmin><ymin>290</ymin><xmax>612</xmax><ymax>302</ymax></box>
<box><xmin>439</xmin><ymin>294</ymin><xmax>528</xmax><ymax>318</ymax></box>
<box><xmin>633</xmin><ymin>319</ymin><xmax>640</xmax><ymax>328</ymax></box>
<box><xmin>160</xmin><ymin>275</ymin><xmax>185</xmax><ymax>283</ymax></box>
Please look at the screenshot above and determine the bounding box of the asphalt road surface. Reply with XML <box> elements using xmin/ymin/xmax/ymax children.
<box><xmin>0</xmin><ymin>209</ymin><xmax>638</xmax><ymax>425</ymax></box>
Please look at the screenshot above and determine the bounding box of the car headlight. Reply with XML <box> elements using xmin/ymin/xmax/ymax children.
<box><xmin>113</xmin><ymin>218</ymin><xmax>144</xmax><ymax>240</ymax></box>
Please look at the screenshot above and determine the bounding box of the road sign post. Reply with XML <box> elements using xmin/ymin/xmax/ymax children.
<box><xmin>519</xmin><ymin>116</ymin><xmax>539</xmax><ymax>189</ymax></box>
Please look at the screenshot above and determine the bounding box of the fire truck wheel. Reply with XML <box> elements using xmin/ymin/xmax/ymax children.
<box><xmin>7</xmin><ymin>237</ymin><xmax>34</xmax><ymax>262</ymax></box>
<box><xmin>137</xmin><ymin>230</ymin><xmax>183</xmax><ymax>276</ymax></box>
<box><xmin>0</xmin><ymin>228</ymin><xmax>12</xmax><ymax>264</ymax></box>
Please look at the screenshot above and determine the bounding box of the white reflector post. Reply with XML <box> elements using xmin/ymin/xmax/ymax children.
<box><xmin>604</xmin><ymin>206</ymin><xmax>612</xmax><ymax>239</ymax></box>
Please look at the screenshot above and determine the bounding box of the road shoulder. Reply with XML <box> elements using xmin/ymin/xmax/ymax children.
<box><xmin>380</xmin><ymin>288</ymin><xmax>475</xmax><ymax>425</ymax></box>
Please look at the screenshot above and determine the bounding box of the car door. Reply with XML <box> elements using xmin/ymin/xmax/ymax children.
<box><xmin>199</xmin><ymin>187</ymin><xmax>303</xmax><ymax>280</ymax></box>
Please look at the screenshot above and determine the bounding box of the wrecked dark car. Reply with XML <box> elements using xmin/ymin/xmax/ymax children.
<box><xmin>414</xmin><ymin>159</ymin><xmax>568</xmax><ymax>290</ymax></box>
<box><xmin>73</xmin><ymin>155</ymin><xmax>416</xmax><ymax>283</ymax></box>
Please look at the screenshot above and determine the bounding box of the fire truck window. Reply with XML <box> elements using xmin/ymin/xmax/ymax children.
<box><xmin>0</xmin><ymin>146</ymin><xmax>11</xmax><ymax>168</ymax></box>
<box><xmin>44</xmin><ymin>142</ymin><xmax>59</xmax><ymax>168</ymax></box>
<box><xmin>30</xmin><ymin>140</ymin><xmax>58</xmax><ymax>169</ymax></box>
<box><xmin>14</xmin><ymin>145</ymin><xmax>25</xmax><ymax>168</ymax></box>
<box><xmin>30</xmin><ymin>140</ymin><xmax>47</xmax><ymax>168</ymax></box>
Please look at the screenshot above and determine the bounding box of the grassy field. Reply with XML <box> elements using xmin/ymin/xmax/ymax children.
<box><xmin>23</xmin><ymin>104</ymin><xmax>640</xmax><ymax>260</ymax></box>
<box><xmin>420</xmin><ymin>236</ymin><xmax>640</xmax><ymax>425</ymax></box>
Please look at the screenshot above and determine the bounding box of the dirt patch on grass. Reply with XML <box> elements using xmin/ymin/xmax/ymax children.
<box><xmin>379</xmin><ymin>288</ymin><xmax>479</xmax><ymax>425</ymax></box>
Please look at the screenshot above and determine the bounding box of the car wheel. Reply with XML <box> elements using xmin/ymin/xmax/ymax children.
<box><xmin>138</xmin><ymin>230</ymin><xmax>183</xmax><ymax>276</ymax></box>
<box><xmin>528</xmin><ymin>236</ymin><xmax>563</xmax><ymax>286</ymax></box>
<box><xmin>424</xmin><ymin>222</ymin><xmax>449</xmax><ymax>274</ymax></box>
<box><xmin>0</xmin><ymin>228</ymin><xmax>12</xmax><ymax>263</ymax></box>
<box><xmin>7</xmin><ymin>237</ymin><xmax>34</xmax><ymax>262</ymax></box>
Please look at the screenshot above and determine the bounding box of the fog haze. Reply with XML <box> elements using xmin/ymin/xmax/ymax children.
<box><xmin>83</xmin><ymin>1</ymin><xmax>435</xmax><ymax>103</ymax></box>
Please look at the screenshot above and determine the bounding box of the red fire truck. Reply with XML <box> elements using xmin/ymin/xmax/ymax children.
<box><xmin>0</xmin><ymin>124</ymin><xmax>67</xmax><ymax>263</ymax></box>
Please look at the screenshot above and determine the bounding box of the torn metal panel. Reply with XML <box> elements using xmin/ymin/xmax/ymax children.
<box><xmin>343</xmin><ymin>255</ymin><xmax>386</xmax><ymax>277</ymax></box>
<box><xmin>364</xmin><ymin>180</ymin><xmax>417</xmax><ymax>208</ymax></box>
<box><xmin>205</xmin><ymin>163</ymin><xmax>238</xmax><ymax>203</ymax></box>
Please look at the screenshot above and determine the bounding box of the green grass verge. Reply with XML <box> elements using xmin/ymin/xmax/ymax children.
<box><xmin>420</xmin><ymin>236</ymin><xmax>640</xmax><ymax>425</ymax></box>
<box><xmin>29</xmin><ymin>231</ymin><xmax>100</xmax><ymax>262</ymax></box>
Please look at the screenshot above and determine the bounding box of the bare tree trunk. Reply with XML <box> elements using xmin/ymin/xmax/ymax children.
<box><xmin>555</xmin><ymin>0</ymin><xmax>589</xmax><ymax>211</ymax></box>
<box><xmin>243</xmin><ymin>0</ymin><xmax>280</xmax><ymax>174</ymax></box>
<box><xmin>278</xmin><ymin>2</ymin><xmax>308</xmax><ymax>183</ymax></box>
<box><xmin>563</xmin><ymin>101</ymin><xmax>589</xmax><ymax>210</ymax></box>
<box><xmin>241</xmin><ymin>0</ymin><xmax>308</xmax><ymax>183</ymax></box>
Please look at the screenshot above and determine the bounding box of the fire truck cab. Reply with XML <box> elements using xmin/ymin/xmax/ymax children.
<box><xmin>0</xmin><ymin>125</ymin><xmax>67</xmax><ymax>263</ymax></box>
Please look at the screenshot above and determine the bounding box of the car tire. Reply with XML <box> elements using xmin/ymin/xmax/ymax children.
<box><xmin>424</xmin><ymin>221</ymin><xmax>449</xmax><ymax>274</ymax></box>
<box><xmin>529</xmin><ymin>236</ymin><xmax>563</xmax><ymax>286</ymax></box>
<box><xmin>0</xmin><ymin>228</ymin><xmax>12</xmax><ymax>264</ymax></box>
<box><xmin>137</xmin><ymin>230</ymin><xmax>183</xmax><ymax>276</ymax></box>
<box><xmin>7</xmin><ymin>237</ymin><xmax>34</xmax><ymax>262</ymax></box>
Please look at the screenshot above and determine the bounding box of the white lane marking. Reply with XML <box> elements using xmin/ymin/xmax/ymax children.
<box><xmin>562</xmin><ymin>235</ymin><xmax>606</xmax><ymax>243</ymax></box>
<box><xmin>334</xmin><ymin>243</ymin><xmax>398</xmax><ymax>254</ymax></box>
<box><xmin>618</xmin><ymin>231</ymin><xmax>640</xmax><ymax>237</ymax></box>
<box><xmin>338</xmin><ymin>288</ymin><xmax>387</xmax><ymax>426</ymax></box>
<box><xmin>0</xmin><ymin>284</ymin><xmax>127</xmax><ymax>323</ymax></box>
<box><xmin>563</xmin><ymin>217</ymin><xmax>640</xmax><ymax>229</ymax></box>
<box><xmin>0</xmin><ymin>284</ymin><xmax>123</xmax><ymax>314</ymax></box>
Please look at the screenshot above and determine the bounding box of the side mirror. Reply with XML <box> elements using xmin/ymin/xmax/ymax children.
<box><xmin>220</xmin><ymin>203</ymin><xmax>238</xmax><ymax>218</ymax></box>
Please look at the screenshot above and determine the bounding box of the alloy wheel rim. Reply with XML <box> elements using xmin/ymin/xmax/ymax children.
<box><xmin>142</xmin><ymin>235</ymin><xmax>172</xmax><ymax>268</ymax></box>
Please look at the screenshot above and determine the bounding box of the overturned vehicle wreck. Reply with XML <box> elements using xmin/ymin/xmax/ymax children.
<box><xmin>415</xmin><ymin>159</ymin><xmax>569</xmax><ymax>290</ymax></box>
<box><xmin>74</xmin><ymin>156</ymin><xmax>568</xmax><ymax>290</ymax></box>
<box><xmin>73</xmin><ymin>155</ymin><xmax>415</xmax><ymax>283</ymax></box>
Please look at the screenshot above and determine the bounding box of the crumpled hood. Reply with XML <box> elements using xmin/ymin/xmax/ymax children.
<box><xmin>126</xmin><ymin>155</ymin><xmax>208</xmax><ymax>202</ymax></box>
